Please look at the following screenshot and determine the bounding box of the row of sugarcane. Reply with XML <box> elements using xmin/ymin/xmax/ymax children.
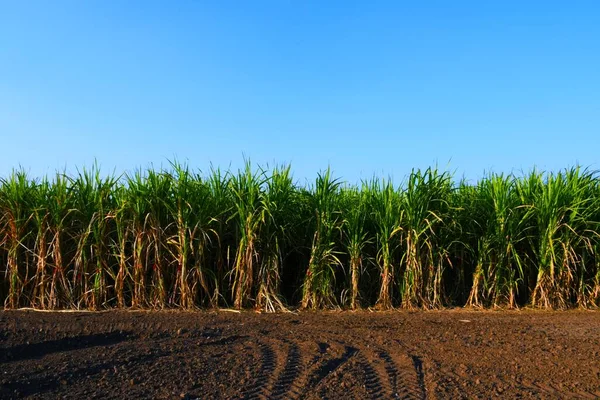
<box><xmin>1</xmin><ymin>162</ymin><xmax>600</xmax><ymax>311</ymax></box>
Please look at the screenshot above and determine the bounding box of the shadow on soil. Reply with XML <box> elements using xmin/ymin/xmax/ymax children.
<box><xmin>0</xmin><ymin>351</ymin><xmax>160</xmax><ymax>398</ymax></box>
<box><xmin>411</xmin><ymin>354</ymin><xmax>427</xmax><ymax>399</ymax></box>
<box><xmin>0</xmin><ymin>331</ymin><xmax>134</xmax><ymax>364</ymax></box>
<box><xmin>308</xmin><ymin>345</ymin><xmax>359</xmax><ymax>388</ymax></box>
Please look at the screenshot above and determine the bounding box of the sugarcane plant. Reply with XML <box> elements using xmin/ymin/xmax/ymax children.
<box><xmin>206</xmin><ymin>166</ymin><xmax>232</xmax><ymax>307</ymax></box>
<box><xmin>368</xmin><ymin>178</ymin><xmax>400</xmax><ymax>309</ymax></box>
<box><xmin>467</xmin><ymin>174</ymin><xmax>531</xmax><ymax>308</ymax></box>
<box><xmin>255</xmin><ymin>164</ymin><xmax>298</xmax><ymax>312</ymax></box>
<box><xmin>302</xmin><ymin>169</ymin><xmax>343</xmax><ymax>309</ymax></box>
<box><xmin>31</xmin><ymin>178</ymin><xmax>50</xmax><ymax>309</ymax></box>
<box><xmin>341</xmin><ymin>185</ymin><xmax>371</xmax><ymax>309</ymax></box>
<box><xmin>1</xmin><ymin>162</ymin><xmax>600</xmax><ymax>310</ymax></box>
<box><xmin>398</xmin><ymin>168</ymin><xmax>453</xmax><ymax>309</ymax></box>
<box><xmin>527</xmin><ymin>168</ymin><xmax>599</xmax><ymax>309</ymax></box>
<box><xmin>166</xmin><ymin>162</ymin><xmax>217</xmax><ymax>309</ymax></box>
<box><xmin>0</xmin><ymin>170</ymin><xmax>35</xmax><ymax>308</ymax></box>
<box><xmin>229</xmin><ymin>161</ymin><xmax>263</xmax><ymax>309</ymax></box>
<box><xmin>70</xmin><ymin>167</ymin><xmax>117</xmax><ymax>309</ymax></box>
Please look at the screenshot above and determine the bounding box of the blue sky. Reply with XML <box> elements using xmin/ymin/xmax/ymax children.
<box><xmin>1</xmin><ymin>1</ymin><xmax>598</xmax><ymax>184</ymax></box>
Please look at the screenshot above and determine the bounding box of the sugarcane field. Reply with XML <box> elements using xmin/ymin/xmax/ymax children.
<box><xmin>1</xmin><ymin>165</ymin><xmax>600</xmax><ymax>398</ymax></box>
<box><xmin>3</xmin><ymin>1</ymin><xmax>600</xmax><ymax>398</ymax></box>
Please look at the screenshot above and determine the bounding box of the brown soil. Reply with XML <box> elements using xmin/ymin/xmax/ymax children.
<box><xmin>0</xmin><ymin>310</ymin><xmax>599</xmax><ymax>399</ymax></box>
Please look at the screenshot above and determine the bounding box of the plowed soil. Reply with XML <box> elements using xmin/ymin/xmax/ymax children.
<box><xmin>1</xmin><ymin>310</ymin><xmax>599</xmax><ymax>399</ymax></box>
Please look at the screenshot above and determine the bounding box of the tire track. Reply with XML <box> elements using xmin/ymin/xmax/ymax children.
<box><xmin>385</xmin><ymin>338</ymin><xmax>428</xmax><ymax>400</ymax></box>
<box><xmin>303</xmin><ymin>345</ymin><xmax>358</xmax><ymax>394</ymax></box>
<box><xmin>241</xmin><ymin>341</ymin><xmax>276</xmax><ymax>400</ymax></box>
<box><xmin>249</xmin><ymin>327</ymin><xmax>340</xmax><ymax>400</ymax></box>
<box><xmin>378</xmin><ymin>350</ymin><xmax>401</xmax><ymax>398</ymax></box>
<box><xmin>278</xmin><ymin>324</ymin><xmax>425</xmax><ymax>399</ymax></box>
<box><xmin>337</xmin><ymin>331</ymin><xmax>426</xmax><ymax>400</ymax></box>
<box><xmin>358</xmin><ymin>346</ymin><xmax>425</xmax><ymax>400</ymax></box>
<box><xmin>391</xmin><ymin>353</ymin><xmax>426</xmax><ymax>400</ymax></box>
<box><xmin>269</xmin><ymin>340</ymin><xmax>302</xmax><ymax>399</ymax></box>
<box><xmin>356</xmin><ymin>353</ymin><xmax>385</xmax><ymax>399</ymax></box>
<box><xmin>281</xmin><ymin>340</ymin><xmax>333</xmax><ymax>399</ymax></box>
<box><xmin>409</xmin><ymin>355</ymin><xmax>426</xmax><ymax>400</ymax></box>
<box><xmin>256</xmin><ymin>323</ymin><xmax>426</xmax><ymax>400</ymax></box>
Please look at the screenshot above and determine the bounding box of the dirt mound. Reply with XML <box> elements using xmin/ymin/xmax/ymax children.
<box><xmin>1</xmin><ymin>310</ymin><xmax>599</xmax><ymax>399</ymax></box>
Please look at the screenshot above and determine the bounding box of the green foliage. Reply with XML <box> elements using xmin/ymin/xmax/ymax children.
<box><xmin>302</xmin><ymin>169</ymin><xmax>344</xmax><ymax>309</ymax></box>
<box><xmin>1</xmin><ymin>163</ymin><xmax>599</xmax><ymax>310</ymax></box>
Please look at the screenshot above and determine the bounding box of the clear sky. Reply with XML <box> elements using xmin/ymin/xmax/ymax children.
<box><xmin>1</xmin><ymin>1</ymin><xmax>599</xmax><ymax>184</ymax></box>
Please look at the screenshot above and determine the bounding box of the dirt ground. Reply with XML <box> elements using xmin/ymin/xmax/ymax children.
<box><xmin>0</xmin><ymin>309</ymin><xmax>599</xmax><ymax>399</ymax></box>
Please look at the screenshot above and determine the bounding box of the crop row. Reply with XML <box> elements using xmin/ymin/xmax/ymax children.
<box><xmin>1</xmin><ymin>162</ymin><xmax>599</xmax><ymax>310</ymax></box>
